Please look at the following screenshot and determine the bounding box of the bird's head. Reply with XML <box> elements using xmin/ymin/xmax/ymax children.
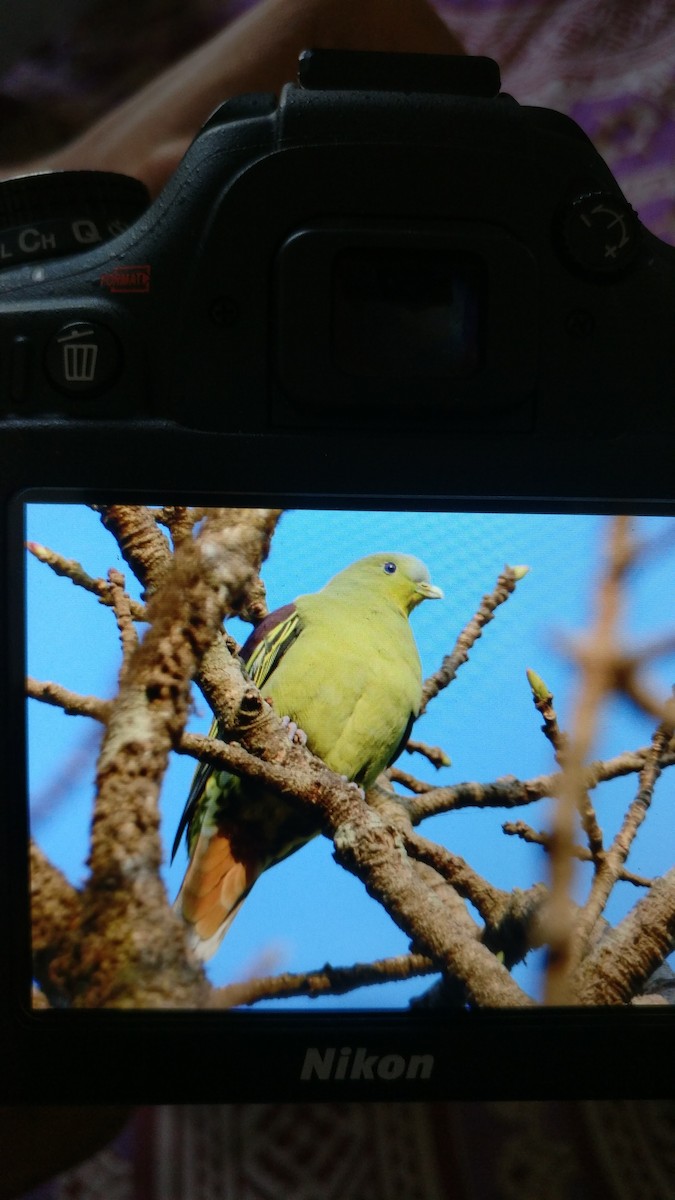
<box><xmin>328</xmin><ymin>552</ymin><xmax>443</xmax><ymax>615</ymax></box>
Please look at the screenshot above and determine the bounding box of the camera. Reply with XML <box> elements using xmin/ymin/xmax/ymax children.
<box><xmin>1</xmin><ymin>50</ymin><xmax>674</xmax><ymax>1104</ymax></box>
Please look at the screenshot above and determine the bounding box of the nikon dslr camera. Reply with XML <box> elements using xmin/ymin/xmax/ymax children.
<box><xmin>1</xmin><ymin>51</ymin><xmax>674</xmax><ymax>1104</ymax></box>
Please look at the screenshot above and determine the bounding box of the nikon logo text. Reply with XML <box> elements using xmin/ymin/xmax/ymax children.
<box><xmin>301</xmin><ymin>1046</ymin><xmax>434</xmax><ymax>1082</ymax></box>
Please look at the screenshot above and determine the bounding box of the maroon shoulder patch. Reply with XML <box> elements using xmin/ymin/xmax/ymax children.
<box><xmin>239</xmin><ymin>602</ymin><xmax>297</xmax><ymax>663</ymax></box>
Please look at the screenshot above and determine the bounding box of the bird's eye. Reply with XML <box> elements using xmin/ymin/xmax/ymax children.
<box><xmin>383</xmin><ymin>561</ymin><xmax>397</xmax><ymax>575</ymax></box>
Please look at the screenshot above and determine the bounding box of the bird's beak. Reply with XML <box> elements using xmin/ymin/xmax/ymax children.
<box><xmin>416</xmin><ymin>581</ymin><xmax>443</xmax><ymax>600</ymax></box>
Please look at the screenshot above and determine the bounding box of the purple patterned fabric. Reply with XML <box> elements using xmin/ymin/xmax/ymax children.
<box><xmin>14</xmin><ymin>1098</ymin><xmax>675</xmax><ymax>1199</ymax></box>
<box><xmin>436</xmin><ymin>0</ymin><xmax>675</xmax><ymax>242</ymax></box>
<box><xmin>0</xmin><ymin>0</ymin><xmax>673</xmax><ymax>241</ymax></box>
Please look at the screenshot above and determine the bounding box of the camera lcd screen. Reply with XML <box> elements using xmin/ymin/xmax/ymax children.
<box><xmin>24</xmin><ymin>502</ymin><xmax>675</xmax><ymax>1011</ymax></box>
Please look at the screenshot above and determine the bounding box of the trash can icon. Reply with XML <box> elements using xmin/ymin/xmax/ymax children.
<box><xmin>59</xmin><ymin>326</ymin><xmax>99</xmax><ymax>383</ymax></box>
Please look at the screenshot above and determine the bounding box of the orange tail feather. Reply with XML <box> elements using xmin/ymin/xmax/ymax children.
<box><xmin>175</xmin><ymin>828</ymin><xmax>262</xmax><ymax>959</ymax></box>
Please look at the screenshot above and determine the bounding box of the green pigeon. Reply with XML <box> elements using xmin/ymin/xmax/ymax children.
<box><xmin>173</xmin><ymin>552</ymin><xmax>443</xmax><ymax>960</ymax></box>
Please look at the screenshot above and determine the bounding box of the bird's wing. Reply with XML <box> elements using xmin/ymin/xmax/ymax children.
<box><xmin>171</xmin><ymin>603</ymin><xmax>303</xmax><ymax>860</ymax></box>
<box><xmin>240</xmin><ymin>602</ymin><xmax>302</xmax><ymax>690</ymax></box>
<box><xmin>387</xmin><ymin>709</ymin><xmax>416</xmax><ymax>769</ymax></box>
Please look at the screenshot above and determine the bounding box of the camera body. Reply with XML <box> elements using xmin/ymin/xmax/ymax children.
<box><xmin>1</xmin><ymin>51</ymin><xmax>674</xmax><ymax>1103</ymax></box>
<box><xmin>1</xmin><ymin>49</ymin><xmax>674</xmax><ymax>442</ymax></box>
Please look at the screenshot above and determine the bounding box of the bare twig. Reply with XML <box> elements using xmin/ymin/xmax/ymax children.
<box><xmin>404</xmin><ymin>739</ymin><xmax>451</xmax><ymax>769</ymax></box>
<box><xmin>26</xmin><ymin>541</ymin><xmax>146</xmax><ymax>620</ymax></box>
<box><xmin>209</xmin><ymin>952</ymin><xmax>437</xmax><ymax>1008</ymax></box>
<box><xmin>503</xmin><ymin>820</ymin><xmax>653</xmax><ymax>887</ymax></box>
<box><xmin>26</xmin><ymin>677</ymin><xmax>111</xmax><ymax>723</ymax></box>
<box><xmin>403</xmin><ymin>829</ymin><xmax>507</xmax><ymax>927</ymax></box>
<box><xmin>526</xmin><ymin>669</ymin><xmax>604</xmax><ymax>861</ymax></box>
<box><xmin>419</xmin><ymin>564</ymin><xmax>528</xmax><ymax>715</ymax></box>
<box><xmin>526</xmin><ymin>668</ymin><xmax>567</xmax><ymax>761</ymax></box>
<box><xmin>543</xmin><ymin>517</ymin><xmax>633</xmax><ymax>1003</ymax></box>
<box><xmin>107</xmin><ymin>568</ymin><xmax>138</xmax><ymax>684</ymax></box>
<box><xmin>405</xmin><ymin>745</ymin><xmax>675</xmax><ymax>823</ymax></box>
<box><xmin>386</xmin><ymin>766</ymin><xmax>434</xmax><ymax>794</ymax></box>
<box><xmin>571</xmin><ymin>708</ymin><xmax>675</xmax><ymax>966</ymax></box>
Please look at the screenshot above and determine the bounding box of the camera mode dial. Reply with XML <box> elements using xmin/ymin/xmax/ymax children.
<box><xmin>0</xmin><ymin>170</ymin><xmax>149</xmax><ymax>268</ymax></box>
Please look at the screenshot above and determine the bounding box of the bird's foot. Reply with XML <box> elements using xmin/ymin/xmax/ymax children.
<box><xmin>280</xmin><ymin>714</ymin><xmax>308</xmax><ymax>747</ymax></box>
<box><xmin>339</xmin><ymin>775</ymin><xmax>366</xmax><ymax>800</ymax></box>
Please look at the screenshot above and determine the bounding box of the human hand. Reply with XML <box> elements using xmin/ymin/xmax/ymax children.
<box><xmin>1</xmin><ymin>0</ymin><xmax>463</xmax><ymax>196</ymax></box>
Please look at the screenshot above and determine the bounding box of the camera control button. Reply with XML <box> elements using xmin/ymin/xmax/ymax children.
<box><xmin>560</xmin><ymin>191</ymin><xmax>640</xmax><ymax>274</ymax></box>
<box><xmin>45</xmin><ymin>320</ymin><xmax>121</xmax><ymax>396</ymax></box>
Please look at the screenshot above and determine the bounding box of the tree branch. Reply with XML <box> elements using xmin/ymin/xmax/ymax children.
<box><xmin>573</xmin><ymin>868</ymin><xmax>675</xmax><ymax>1004</ymax></box>
<box><xmin>526</xmin><ymin>668</ymin><xmax>605</xmax><ymax>864</ymax></box>
<box><xmin>387</xmin><ymin>766</ymin><xmax>434</xmax><ymax>794</ymax></box>
<box><xmin>571</xmin><ymin>710</ymin><xmax>675</xmax><ymax>967</ymax></box>
<box><xmin>403</xmin><ymin>829</ymin><xmax>508</xmax><ymax>927</ymax></box>
<box><xmin>419</xmin><ymin>564</ymin><xmax>528</xmax><ymax>715</ymax></box>
<box><xmin>406</xmin><ymin>748</ymin><xmax>675</xmax><ymax>823</ymax></box>
<box><xmin>26</xmin><ymin>677</ymin><xmax>111</xmax><ymax>722</ymax></box>
<box><xmin>30</xmin><ymin>842</ymin><xmax>83</xmax><ymax>1007</ymax></box>
<box><xmin>26</xmin><ymin>540</ymin><xmax>146</xmax><ymax>620</ymax></box>
<box><xmin>541</xmin><ymin>517</ymin><xmax>633</xmax><ymax>1003</ymax></box>
<box><xmin>502</xmin><ymin>821</ymin><xmax>653</xmax><ymax>888</ymax></box>
<box><xmin>107</xmin><ymin>568</ymin><xmax>139</xmax><ymax>683</ymax></box>
<box><xmin>403</xmin><ymin>739</ymin><xmax>451</xmax><ymax>769</ymax></box>
<box><xmin>95</xmin><ymin>503</ymin><xmax>173</xmax><ymax>595</ymax></box>
<box><xmin>67</xmin><ymin>506</ymin><xmax>281</xmax><ymax>1008</ymax></box>
<box><xmin>209</xmin><ymin>952</ymin><xmax>437</xmax><ymax>1008</ymax></box>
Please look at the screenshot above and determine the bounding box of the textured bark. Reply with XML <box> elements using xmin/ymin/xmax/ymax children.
<box><xmin>60</xmin><ymin>507</ymin><xmax>280</xmax><ymax>1008</ymax></box>
<box><xmin>30</xmin><ymin>842</ymin><xmax>82</xmax><ymax>1007</ymax></box>
<box><xmin>574</xmin><ymin>869</ymin><xmax>675</xmax><ymax>1004</ymax></box>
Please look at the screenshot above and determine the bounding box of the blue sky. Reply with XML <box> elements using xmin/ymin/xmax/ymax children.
<box><xmin>25</xmin><ymin>503</ymin><xmax>675</xmax><ymax>1007</ymax></box>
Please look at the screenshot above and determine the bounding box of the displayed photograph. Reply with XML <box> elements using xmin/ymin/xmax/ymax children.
<box><xmin>25</xmin><ymin>502</ymin><xmax>675</xmax><ymax>1010</ymax></box>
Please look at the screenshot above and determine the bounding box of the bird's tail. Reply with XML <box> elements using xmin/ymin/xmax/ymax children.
<box><xmin>173</xmin><ymin>827</ymin><xmax>263</xmax><ymax>961</ymax></box>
